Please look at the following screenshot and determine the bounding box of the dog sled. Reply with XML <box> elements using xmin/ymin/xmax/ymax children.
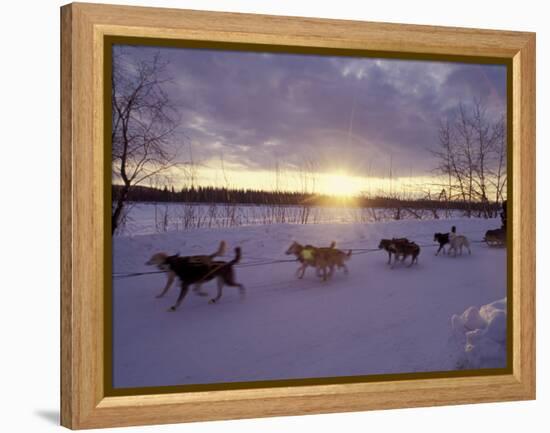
<box><xmin>483</xmin><ymin>201</ymin><xmax>507</xmax><ymax>247</ymax></box>
<box><xmin>483</xmin><ymin>227</ymin><xmax>506</xmax><ymax>247</ymax></box>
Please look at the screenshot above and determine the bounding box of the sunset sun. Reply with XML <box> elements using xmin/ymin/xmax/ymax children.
<box><xmin>319</xmin><ymin>173</ymin><xmax>364</xmax><ymax>197</ymax></box>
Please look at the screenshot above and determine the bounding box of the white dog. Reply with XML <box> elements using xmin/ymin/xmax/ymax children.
<box><xmin>448</xmin><ymin>232</ymin><xmax>471</xmax><ymax>256</ymax></box>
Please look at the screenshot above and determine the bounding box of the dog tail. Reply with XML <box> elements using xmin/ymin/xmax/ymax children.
<box><xmin>347</xmin><ymin>249</ymin><xmax>352</xmax><ymax>257</ymax></box>
<box><xmin>329</xmin><ymin>241</ymin><xmax>336</xmax><ymax>248</ymax></box>
<box><xmin>229</xmin><ymin>247</ymin><xmax>242</xmax><ymax>265</ymax></box>
<box><xmin>210</xmin><ymin>240</ymin><xmax>227</xmax><ymax>258</ymax></box>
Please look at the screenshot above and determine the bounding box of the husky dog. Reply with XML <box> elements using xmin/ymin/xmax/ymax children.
<box><xmin>153</xmin><ymin>247</ymin><xmax>244</xmax><ymax>311</ymax></box>
<box><xmin>433</xmin><ymin>232</ymin><xmax>450</xmax><ymax>255</ymax></box>
<box><xmin>378</xmin><ymin>238</ymin><xmax>410</xmax><ymax>264</ymax></box>
<box><xmin>388</xmin><ymin>240</ymin><xmax>420</xmax><ymax>268</ymax></box>
<box><xmin>285</xmin><ymin>241</ymin><xmax>351</xmax><ymax>281</ymax></box>
<box><xmin>448</xmin><ymin>232</ymin><xmax>471</xmax><ymax>256</ymax></box>
<box><xmin>146</xmin><ymin>241</ymin><xmax>226</xmax><ymax>298</ymax></box>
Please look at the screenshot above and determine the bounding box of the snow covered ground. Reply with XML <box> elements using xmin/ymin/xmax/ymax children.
<box><xmin>112</xmin><ymin>216</ymin><xmax>507</xmax><ymax>388</ymax></box>
<box><xmin>452</xmin><ymin>298</ymin><xmax>507</xmax><ymax>369</ymax></box>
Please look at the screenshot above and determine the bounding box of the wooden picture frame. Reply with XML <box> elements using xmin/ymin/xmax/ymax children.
<box><xmin>60</xmin><ymin>2</ymin><xmax>535</xmax><ymax>429</ymax></box>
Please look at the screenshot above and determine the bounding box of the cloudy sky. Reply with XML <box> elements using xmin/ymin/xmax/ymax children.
<box><xmin>114</xmin><ymin>45</ymin><xmax>507</xmax><ymax>196</ymax></box>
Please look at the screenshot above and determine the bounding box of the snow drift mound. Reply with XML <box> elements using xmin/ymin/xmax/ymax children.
<box><xmin>451</xmin><ymin>298</ymin><xmax>507</xmax><ymax>369</ymax></box>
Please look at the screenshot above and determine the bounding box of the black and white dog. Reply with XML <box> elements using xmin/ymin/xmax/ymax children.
<box><xmin>433</xmin><ymin>226</ymin><xmax>466</xmax><ymax>256</ymax></box>
<box><xmin>433</xmin><ymin>226</ymin><xmax>456</xmax><ymax>255</ymax></box>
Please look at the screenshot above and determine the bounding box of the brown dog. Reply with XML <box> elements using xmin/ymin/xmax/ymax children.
<box><xmin>285</xmin><ymin>241</ymin><xmax>351</xmax><ymax>281</ymax></box>
<box><xmin>389</xmin><ymin>240</ymin><xmax>420</xmax><ymax>268</ymax></box>
<box><xmin>326</xmin><ymin>247</ymin><xmax>353</xmax><ymax>276</ymax></box>
<box><xmin>378</xmin><ymin>238</ymin><xmax>410</xmax><ymax>264</ymax></box>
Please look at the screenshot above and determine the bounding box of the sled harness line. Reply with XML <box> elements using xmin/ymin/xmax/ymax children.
<box><xmin>113</xmin><ymin>270</ymin><xmax>166</xmax><ymax>279</ymax></box>
<box><xmin>114</xmin><ymin>261</ymin><xmax>236</xmax><ymax>284</ymax></box>
<box><xmin>113</xmin><ymin>237</ymin><xmax>492</xmax><ymax>279</ymax></box>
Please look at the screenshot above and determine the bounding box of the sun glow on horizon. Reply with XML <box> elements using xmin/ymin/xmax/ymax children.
<box><xmin>317</xmin><ymin>173</ymin><xmax>365</xmax><ymax>197</ymax></box>
<box><xmin>158</xmin><ymin>162</ymin><xmax>453</xmax><ymax>199</ymax></box>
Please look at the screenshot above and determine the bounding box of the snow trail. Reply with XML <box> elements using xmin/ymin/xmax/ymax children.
<box><xmin>112</xmin><ymin>217</ymin><xmax>506</xmax><ymax>388</ymax></box>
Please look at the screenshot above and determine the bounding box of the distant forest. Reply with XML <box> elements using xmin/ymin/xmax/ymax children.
<box><xmin>113</xmin><ymin>184</ymin><xmax>501</xmax><ymax>214</ymax></box>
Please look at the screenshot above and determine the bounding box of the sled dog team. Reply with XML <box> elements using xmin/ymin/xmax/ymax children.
<box><xmin>145</xmin><ymin>225</ymin><xmax>472</xmax><ymax>311</ymax></box>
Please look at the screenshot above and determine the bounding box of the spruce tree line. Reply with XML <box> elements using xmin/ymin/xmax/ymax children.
<box><xmin>113</xmin><ymin>184</ymin><xmax>501</xmax><ymax>213</ymax></box>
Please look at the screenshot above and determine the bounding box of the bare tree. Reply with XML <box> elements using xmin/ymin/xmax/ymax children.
<box><xmin>455</xmin><ymin>103</ymin><xmax>477</xmax><ymax>216</ymax></box>
<box><xmin>219</xmin><ymin>153</ymin><xmax>237</xmax><ymax>227</ymax></box>
<box><xmin>431</xmin><ymin>99</ymin><xmax>507</xmax><ymax>217</ymax></box>
<box><xmin>111</xmin><ymin>49</ymin><xmax>181</xmax><ymax>234</ymax></box>
<box><xmin>488</xmin><ymin>116</ymin><xmax>507</xmax><ymax>205</ymax></box>
<box><xmin>470</xmin><ymin>99</ymin><xmax>503</xmax><ymax>216</ymax></box>
<box><xmin>431</xmin><ymin>118</ymin><xmax>467</xmax><ymax>205</ymax></box>
<box><xmin>296</xmin><ymin>159</ymin><xmax>318</xmax><ymax>224</ymax></box>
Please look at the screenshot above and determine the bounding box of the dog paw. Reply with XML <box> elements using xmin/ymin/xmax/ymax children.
<box><xmin>208</xmin><ymin>299</ymin><xmax>217</xmax><ymax>304</ymax></box>
<box><xmin>167</xmin><ymin>306</ymin><xmax>176</xmax><ymax>312</ymax></box>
